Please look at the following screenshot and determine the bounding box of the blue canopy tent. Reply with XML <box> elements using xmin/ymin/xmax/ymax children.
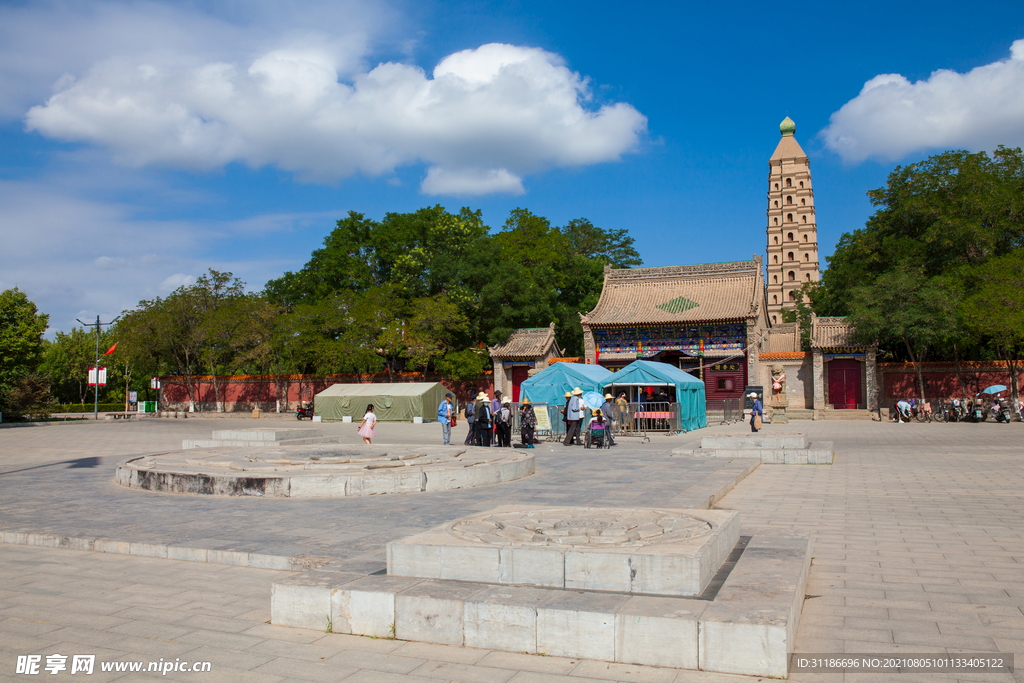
<box><xmin>518</xmin><ymin>363</ymin><xmax>614</xmax><ymax>407</ymax></box>
<box><xmin>603</xmin><ymin>360</ymin><xmax>707</xmax><ymax>432</ymax></box>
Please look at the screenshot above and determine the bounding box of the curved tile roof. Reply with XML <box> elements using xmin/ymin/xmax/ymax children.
<box><xmin>811</xmin><ymin>316</ymin><xmax>863</xmax><ymax>349</ymax></box>
<box><xmin>582</xmin><ymin>259</ymin><xmax>764</xmax><ymax>326</ymax></box>
<box><xmin>489</xmin><ymin>323</ymin><xmax>561</xmax><ymax>359</ymax></box>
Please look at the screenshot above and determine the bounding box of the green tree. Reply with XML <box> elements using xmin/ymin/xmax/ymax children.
<box><xmin>846</xmin><ymin>268</ymin><xmax>961</xmax><ymax>403</ymax></box>
<box><xmin>817</xmin><ymin>146</ymin><xmax>1024</xmax><ymax>318</ymax></box>
<box><xmin>0</xmin><ymin>288</ymin><xmax>49</xmax><ymax>419</ymax></box>
<box><xmin>960</xmin><ymin>249</ymin><xmax>1024</xmax><ymax>405</ymax></box>
<box><xmin>41</xmin><ymin>327</ymin><xmax>96</xmax><ymax>405</ymax></box>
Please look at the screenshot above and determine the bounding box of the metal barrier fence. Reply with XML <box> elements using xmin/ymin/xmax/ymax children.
<box><xmin>464</xmin><ymin>400</ymin><xmax>695</xmax><ymax>444</ymax></box>
<box><xmin>722</xmin><ymin>398</ymin><xmax>741</xmax><ymax>424</ymax></box>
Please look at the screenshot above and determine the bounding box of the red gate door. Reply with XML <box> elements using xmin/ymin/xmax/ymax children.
<box><xmin>511</xmin><ymin>367</ymin><xmax>529</xmax><ymax>402</ymax></box>
<box><xmin>828</xmin><ymin>360</ymin><xmax>862</xmax><ymax>409</ymax></box>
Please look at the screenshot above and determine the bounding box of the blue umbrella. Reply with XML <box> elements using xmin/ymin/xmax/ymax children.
<box><xmin>581</xmin><ymin>391</ymin><xmax>606</xmax><ymax>411</ymax></box>
<box><xmin>982</xmin><ymin>385</ymin><xmax>1007</xmax><ymax>394</ymax></box>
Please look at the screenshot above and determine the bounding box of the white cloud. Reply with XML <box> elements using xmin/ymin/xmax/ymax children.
<box><xmin>0</xmin><ymin>0</ymin><xmax>388</xmax><ymax>119</ymax></box>
<box><xmin>0</xmin><ymin>179</ymin><xmax>331</xmax><ymax>334</ymax></box>
<box><xmin>422</xmin><ymin>167</ymin><xmax>524</xmax><ymax>196</ymax></box>
<box><xmin>159</xmin><ymin>274</ymin><xmax>198</xmax><ymax>292</ymax></box>
<box><xmin>25</xmin><ymin>41</ymin><xmax>646</xmax><ymax>195</ymax></box>
<box><xmin>823</xmin><ymin>39</ymin><xmax>1024</xmax><ymax>162</ymax></box>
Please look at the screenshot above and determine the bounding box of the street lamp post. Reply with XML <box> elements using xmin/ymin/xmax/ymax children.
<box><xmin>76</xmin><ymin>315</ymin><xmax>119</xmax><ymax>421</ymax></box>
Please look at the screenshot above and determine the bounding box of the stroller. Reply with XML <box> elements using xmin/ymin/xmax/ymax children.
<box><xmin>584</xmin><ymin>410</ymin><xmax>611</xmax><ymax>449</ymax></box>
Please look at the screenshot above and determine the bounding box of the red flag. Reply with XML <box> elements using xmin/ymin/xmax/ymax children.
<box><xmin>103</xmin><ymin>342</ymin><xmax>118</xmax><ymax>356</ymax></box>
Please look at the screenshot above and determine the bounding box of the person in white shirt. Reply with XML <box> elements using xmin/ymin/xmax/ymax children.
<box><xmin>357</xmin><ymin>404</ymin><xmax>377</xmax><ymax>444</ymax></box>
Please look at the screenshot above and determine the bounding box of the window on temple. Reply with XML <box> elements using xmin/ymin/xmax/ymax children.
<box><xmin>774</xmin><ymin>217</ymin><xmax>779</xmax><ymax>225</ymax></box>
<box><xmin>787</xmin><ymin>232</ymin><xmax>794</xmax><ymax>241</ymax></box>
<box><xmin>799</xmin><ymin>180</ymin><xmax>804</xmax><ymax>188</ymax></box>
<box><xmin>787</xmin><ymin>213</ymin><xmax>793</xmax><ymax>222</ymax></box>
<box><xmin>788</xmin><ymin>251</ymin><xmax>794</xmax><ymax>261</ymax></box>
<box><xmin>773</xmin><ymin>255</ymin><xmax>778</xmax><ymax>263</ymax></box>
<box><xmin>805</xmin><ymin>253</ymin><xmax>809</xmax><ymax>261</ymax></box>
<box><xmin>789</xmin><ymin>290</ymin><xmax>796</xmax><ymax>300</ymax></box>
<box><xmin>801</xmin><ymin>198</ymin><xmax>806</xmax><ymax>205</ymax></box>
<box><xmin>773</xmin><ymin>275</ymin><xmax>778</xmax><ymax>283</ymax></box>
<box><xmin>773</xmin><ymin>295</ymin><xmax>778</xmax><ymax>304</ymax></box>
<box><xmin>786</xmin><ymin>178</ymin><xmax>792</xmax><ymax>187</ymax></box>
<box><xmin>774</xmin><ymin>236</ymin><xmax>779</xmax><ymax>244</ymax></box>
<box><xmin>774</xmin><ymin>183</ymin><xmax>779</xmax><ymax>190</ymax></box>
<box><xmin>802</xmin><ymin>215</ymin><xmax>807</xmax><ymax>223</ymax></box>
<box><xmin>803</xmin><ymin>234</ymin><xmax>808</xmax><ymax>241</ymax></box>
<box><xmin>774</xmin><ymin>200</ymin><xmax>778</xmax><ymax>207</ymax></box>
<box><xmin>788</xmin><ymin>271</ymin><xmax>795</xmax><ymax>281</ymax></box>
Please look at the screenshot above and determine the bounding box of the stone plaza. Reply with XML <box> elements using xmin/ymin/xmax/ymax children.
<box><xmin>2</xmin><ymin>416</ymin><xmax>1024</xmax><ymax>682</ymax></box>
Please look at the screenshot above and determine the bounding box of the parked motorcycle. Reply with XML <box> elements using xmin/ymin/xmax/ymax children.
<box><xmin>296</xmin><ymin>401</ymin><xmax>314</xmax><ymax>420</ymax></box>
<box><xmin>970</xmin><ymin>398</ymin><xmax>986</xmax><ymax>423</ymax></box>
<box><xmin>995</xmin><ymin>399</ymin><xmax>1012</xmax><ymax>423</ymax></box>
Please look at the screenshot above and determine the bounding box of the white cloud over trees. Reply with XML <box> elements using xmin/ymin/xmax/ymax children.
<box><xmin>25</xmin><ymin>41</ymin><xmax>647</xmax><ymax>195</ymax></box>
<box><xmin>823</xmin><ymin>39</ymin><xmax>1024</xmax><ymax>162</ymax></box>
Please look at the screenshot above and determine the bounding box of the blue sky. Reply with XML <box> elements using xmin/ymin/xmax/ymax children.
<box><xmin>1</xmin><ymin>0</ymin><xmax>1022</xmax><ymax>333</ymax></box>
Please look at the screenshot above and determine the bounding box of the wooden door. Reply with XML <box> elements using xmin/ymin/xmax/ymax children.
<box><xmin>511</xmin><ymin>367</ymin><xmax>529</xmax><ymax>402</ymax></box>
<box><xmin>828</xmin><ymin>360</ymin><xmax>862</xmax><ymax>409</ymax></box>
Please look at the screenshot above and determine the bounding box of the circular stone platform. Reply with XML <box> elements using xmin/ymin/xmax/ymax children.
<box><xmin>115</xmin><ymin>444</ymin><xmax>534</xmax><ymax>498</ymax></box>
<box><xmin>449</xmin><ymin>507</ymin><xmax>714</xmax><ymax>547</ymax></box>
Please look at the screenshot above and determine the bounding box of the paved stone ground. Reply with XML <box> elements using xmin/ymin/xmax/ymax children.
<box><xmin>1</xmin><ymin>416</ymin><xmax>1023</xmax><ymax>681</ymax></box>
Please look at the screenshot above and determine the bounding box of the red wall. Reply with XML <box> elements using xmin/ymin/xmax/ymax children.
<box><xmin>161</xmin><ymin>373</ymin><xmax>494</xmax><ymax>410</ymax></box>
<box><xmin>882</xmin><ymin>365</ymin><xmax>1023</xmax><ymax>400</ymax></box>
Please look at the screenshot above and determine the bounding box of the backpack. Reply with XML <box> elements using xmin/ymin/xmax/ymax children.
<box><xmin>465</xmin><ymin>400</ymin><xmax>474</xmax><ymax>420</ymax></box>
<box><xmin>498</xmin><ymin>406</ymin><xmax>511</xmax><ymax>425</ymax></box>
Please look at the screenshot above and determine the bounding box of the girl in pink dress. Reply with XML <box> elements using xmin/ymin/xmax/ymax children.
<box><xmin>357</xmin><ymin>404</ymin><xmax>376</xmax><ymax>444</ymax></box>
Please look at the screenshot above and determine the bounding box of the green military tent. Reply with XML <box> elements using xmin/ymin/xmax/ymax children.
<box><xmin>314</xmin><ymin>383</ymin><xmax>448</xmax><ymax>422</ymax></box>
<box><xmin>603</xmin><ymin>360</ymin><xmax>707</xmax><ymax>432</ymax></box>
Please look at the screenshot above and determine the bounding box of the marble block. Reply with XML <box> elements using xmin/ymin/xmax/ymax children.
<box><xmin>387</xmin><ymin>506</ymin><xmax>740</xmax><ymax>596</ymax></box>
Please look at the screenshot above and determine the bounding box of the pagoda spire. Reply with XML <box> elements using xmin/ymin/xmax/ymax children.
<box><xmin>765</xmin><ymin>117</ymin><xmax>820</xmax><ymax>325</ymax></box>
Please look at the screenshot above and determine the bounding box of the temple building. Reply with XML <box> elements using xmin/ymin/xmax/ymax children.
<box><xmin>580</xmin><ymin>259</ymin><xmax>768</xmax><ymax>409</ymax></box>
<box><xmin>766</xmin><ymin>116</ymin><xmax>820</xmax><ymax>324</ymax></box>
<box><xmin>580</xmin><ymin>116</ymin><xmax>878</xmax><ymax>416</ymax></box>
<box><xmin>489</xmin><ymin>323</ymin><xmax>563</xmax><ymax>402</ymax></box>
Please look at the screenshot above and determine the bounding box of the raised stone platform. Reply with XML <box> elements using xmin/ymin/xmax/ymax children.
<box><xmin>183</xmin><ymin>427</ymin><xmax>339</xmax><ymax>449</ymax></box>
<box><xmin>272</xmin><ymin>520</ymin><xmax>810</xmax><ymax>677</ymax></box>
<box><xmin>115</xmin><ymin>444</ymin><xmax>534</xmax><ymax>497</ymax></box>
<box><xmin>673</xmin><ymin>432</ymin><xmax>833</xmax><ymax>464</ymax></box>
<box><xmin>387</xmin><ymin>506</ymin><xmax>740</xmax><ymax>596</ymax></box>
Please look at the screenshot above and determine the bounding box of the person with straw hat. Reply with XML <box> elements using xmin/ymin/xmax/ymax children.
<box><xmin>519</xmin><ymin>397</ymin><xmax>537</xmax><ymax>448</ymax></box>
<box><xmin>473</xmin><ymin>391</ymin><xmax>492</xmax><ymax>447</ymax></box>
<box><xmin>600</xmin><ymin>393</ymin><xmax>616</xmax><ymax>446</ymax></box>
<box><xmin>563</xmin><ymin>387</ymin><xmax>584</xmax><ymax>446</ymax></box>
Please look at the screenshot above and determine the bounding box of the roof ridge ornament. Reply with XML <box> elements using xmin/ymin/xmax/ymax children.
<box><xmin>780</xmin><ymin>116</ymin><xmax>796</xmax><ymax>137</ymax></box>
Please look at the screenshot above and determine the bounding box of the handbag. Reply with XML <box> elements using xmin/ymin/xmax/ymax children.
<box><xmin>754</xmin><ymin>414</ymin><xmax>762</xmax><ymax>429</ymax></box>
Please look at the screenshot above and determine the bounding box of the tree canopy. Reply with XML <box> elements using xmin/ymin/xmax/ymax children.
<box><xmin>0</xmin><ymin>288</ymin><xmax>51</xmax><ymax>419</ymax></box>
<box><xmin>811</xmin><ymin>146</ymin><xmax>1024</xmax><ymax>402</ymax></box>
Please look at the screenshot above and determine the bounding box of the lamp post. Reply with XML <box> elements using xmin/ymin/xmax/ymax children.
<box><xmin>76</xmin><ymin>315</ymin><xmax>119</xmax><ymax>421</ymax></box>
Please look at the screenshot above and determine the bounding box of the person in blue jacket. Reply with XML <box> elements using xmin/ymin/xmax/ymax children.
<box><xmin>749</xmin><ymin>392</ymin><xmax>763</xmax><ymax>432</ymax></box>
<box><xmin>437</xmin><ymin>393</ymin><xmax>454</xmax><ymax>445</ymax></box>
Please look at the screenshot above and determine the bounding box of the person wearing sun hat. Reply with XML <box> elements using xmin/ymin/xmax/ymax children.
<box><xmin>749</xmin><ymin>391</ymin><xmax>763</xmax><ymax>433</ymax></box>
<box><xmin>474</xmin><ymin>391</ymin><xmax>492</xmax><ymax>446</ymax></box>
<box><xmin>519</xmin><ymin>397</ymin><xmax>537</xmax><ymax>447</ymax></box>
<box><xmin>600</xmin><ymin>393</ymin><xmax>616</xmax><ymax>446</ymax></box>
<box><xmin>563</xmin><ymin>387</ymin><xmax>584</xmax><ymax>446</ymax></box>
